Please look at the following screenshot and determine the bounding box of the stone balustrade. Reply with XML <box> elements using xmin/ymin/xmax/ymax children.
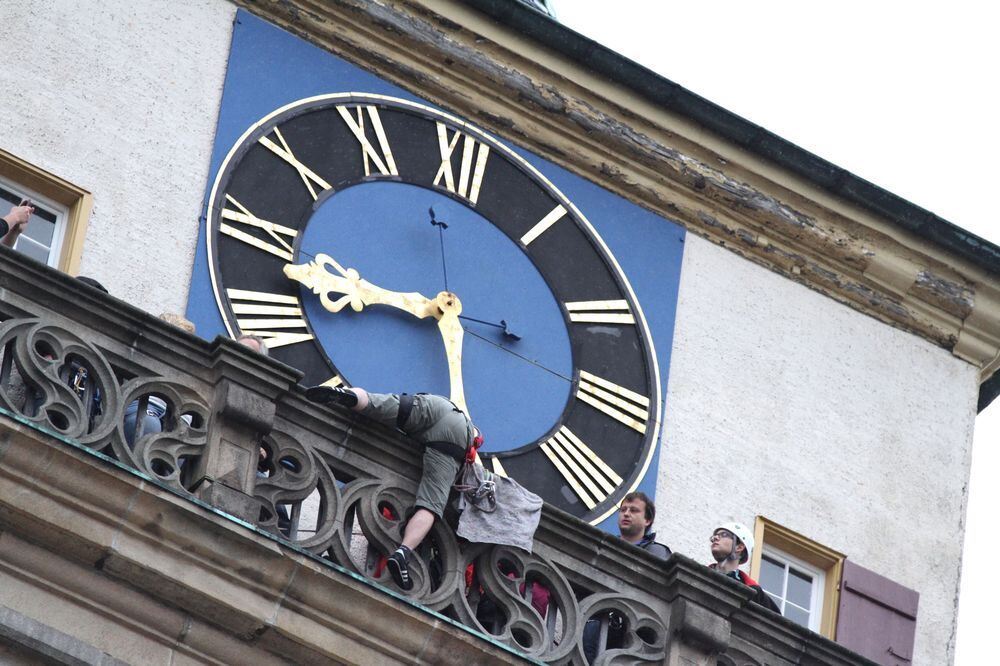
<box><xmin>0</xmin><ymin>247</ymin><xmax>872</xmax><ymax>665</ymax></box>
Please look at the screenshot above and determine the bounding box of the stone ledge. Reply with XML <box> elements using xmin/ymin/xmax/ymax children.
<box><xmin>0</xmin><ymin>605</ymin><xmax>129</xmax><ymax>666</ymax></box>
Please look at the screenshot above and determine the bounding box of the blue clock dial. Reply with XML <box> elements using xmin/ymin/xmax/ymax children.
<box><xmin>298</xmin><ymin>182</ymin><xmax>573</xmax><ymax>451</ymax></box>
<box><xmin>207</xmin><ymin>94</ymin><xmax>661</xmax><ymax>524</ymax></box>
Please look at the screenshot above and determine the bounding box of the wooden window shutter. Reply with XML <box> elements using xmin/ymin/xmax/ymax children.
<box><xmin>835</xmin><ymin>559</ymin><xmax>919</xmax><ymax>664</ymax></box>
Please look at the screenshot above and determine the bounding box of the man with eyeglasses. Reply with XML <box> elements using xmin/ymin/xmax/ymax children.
<box><xmin>708</xmin><ymin>522</ymin><xmax>780</xmax><ymax>613</ymax></box>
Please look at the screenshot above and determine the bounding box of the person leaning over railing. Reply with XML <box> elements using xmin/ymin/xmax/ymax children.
<box><xmin>0</xmin><ymin>241</ymin><xmax>40</xmax><ymax>408</ymax></box>
<box><xmin>303</xmin><ymin>385</ymin><xmax>485</xmax><ymax>591</ymax></box>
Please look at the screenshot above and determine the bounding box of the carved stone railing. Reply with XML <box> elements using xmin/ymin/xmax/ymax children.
<box><xmin>0</xmin><ymin>246</ymin><xmax>872</xmax><ymax>665</ymax></box>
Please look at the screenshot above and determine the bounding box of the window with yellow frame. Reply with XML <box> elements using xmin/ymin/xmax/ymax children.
<box><xmin>0</xmin><ymin>148</ymin><xmax>91</xmax><ymax>274</ymax></box>
<box><xmin>750</xmin><ymin>517</ymin><xmax>845</xmax><ymax>639</ymax></box>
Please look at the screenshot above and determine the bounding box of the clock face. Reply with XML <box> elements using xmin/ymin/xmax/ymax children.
<box><xmin>207</xmin><ymin>94</ymin><xmax>661</xmax><ymax>524</ymax></box>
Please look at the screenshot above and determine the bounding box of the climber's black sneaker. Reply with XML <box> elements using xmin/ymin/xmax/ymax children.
<box><xmin>387</xmin><ymin>546</ymin><xmax>413</xmax><ymax>591</ymax></box>
<box><xmin>304</xmin><ymin>385</ymin><xmax>358</xmax><ymax>408</ymax></box>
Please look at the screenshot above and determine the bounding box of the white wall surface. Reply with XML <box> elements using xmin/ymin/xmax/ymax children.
<box><xmin>0</xmin><ymin>0</ymin><xmax>235</xmax><ymax>314</ymax></box>
<box><xmin>656</xmin><ymin>233</ymin><xmax>979</xmax><ymax>664</ymax></box>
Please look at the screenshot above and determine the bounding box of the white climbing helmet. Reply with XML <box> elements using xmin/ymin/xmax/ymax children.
<box><xmin>715</xmin><ymin>521</ymin><xmax>754</xmax><ymax>564</ymax></box>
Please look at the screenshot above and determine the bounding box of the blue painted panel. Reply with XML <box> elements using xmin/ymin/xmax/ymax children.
<box><xmin>186</xmin><ymin>10</ymin><xmax>686</xmax><ymax>532</ymax></box>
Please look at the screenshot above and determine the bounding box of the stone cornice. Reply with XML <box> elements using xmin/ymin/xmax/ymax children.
<box><xmin>230</xmin><ymin>0</ymin><xmax>1000</xmax><ymax>406</ymax></box>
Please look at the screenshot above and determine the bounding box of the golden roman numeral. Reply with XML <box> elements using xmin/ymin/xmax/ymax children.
<box><xmin>258</xmin><ymin>126</ymin><xmax>332</xmax><ymax>200</ymax></box>
<box><xmin>576</xmin><ymin>370</ymin><xmax>649</xmax><ymax>434</ymax></box>
<box><xmin>227</xmin><ymin>288</ymin><xmax>314</xmax><ymax>349</ymax></box>
<box><xmin>219</xmin><ymin>195</ymin><xmax>297</xmax><ymax>261</ymax></box>
<box><xmin>520</xmin><ymin>205</ymin><xmax>567</xmax><ymax>246</ymax></box>
<box><xmin>541</xmin><ymin>426</ymin><xmax>623</xmax><ymax>510</ymax></box>
<box><xmin>488</xmin><ymin>456</ymin><xmax>508</xmax><ymax>478</ymax></box>
<box><xmin>336</xmin><ymin>105</ymin><xmax>398</xmax><ymax>177</ymax></box>
<box><xmin>565</xmin><ymin>300</ymin><xmax>636</xmax><ymax>325</ymax></box>
<box><xmin>433</xmin><ymin>122</ymin><xmax>489</xmax><ymax>205</ymax></box>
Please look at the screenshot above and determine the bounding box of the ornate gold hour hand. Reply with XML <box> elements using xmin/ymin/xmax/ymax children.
<box><xmin>284</xmin><ymin>254</ymin><xmax>470</xmax><ymax>414</ymax></box>
<box><xmin>283</xmin><ymin>253</ymin><xmax>431</xmax><ymax>316</ymax></box>
<box><xmin>433</xmin><ymin>292</ymin><xmax>466</xmax><ymax>414</ymax></box>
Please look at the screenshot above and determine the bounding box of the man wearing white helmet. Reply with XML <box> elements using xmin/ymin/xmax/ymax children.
<box><xmin>708</xmin><ymin>522</ymin><xmax>780</xmax><ymax>613</ymax></box>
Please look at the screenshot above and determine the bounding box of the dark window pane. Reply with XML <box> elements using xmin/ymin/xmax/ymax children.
<box><xmin>15</xmin><ymin>235</ymin><xmax>50</xmax><ymax>263</ymax></box>
<box><xmin>0</xmin><ymin>185</ymin><xmax>57</xmax><ymax>223</ymax></box>
<box><xmin>22</xmin><ymin>212</ymin><xmax>55</xmax><ymax>247</ymax></box>
<box><xmin>784</xmin><ymin>602</ymin><xmax>810</xmax><ymax>628</ymax></box>
<box><xmin>787</xmin><ymin>567</ymin><xmax>813</xmax><ymax>609</ymax></box>
<box><xmin>759</xmin><ymin>555</ymin><xmax>785</xmax><ymax>596</ymax></box>
<box><xmin>31</xmin><ymin>205</ymin><xmax>57</xmax><ymax>225</ymax></box>
<box><xmin>0</xmin><ymin>184</ymin><xmax>59</xmax><ymax>261</ymax></box>
<box><xmin>0</xmin><ymin>186</ymin><xmax>19</xmax><ymax>207</ymax></box>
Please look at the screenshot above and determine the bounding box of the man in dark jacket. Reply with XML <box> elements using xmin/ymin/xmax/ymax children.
<box><xmin>707</xmin><ymin>521</ymin><xmax>781</xmax><ymax>613</ymax></box>
<box><xmin>617</xmin><ymin>491</ymin><xmax>671</xmax><ymax>559</ymax></box>
<box><xmin>583</xmin><ymin>491</ymin><xmax>671</xmax><ymax>662</ymax></box>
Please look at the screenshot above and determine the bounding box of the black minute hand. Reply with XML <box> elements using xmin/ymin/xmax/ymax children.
<box><xmin>428</xmin><ymin>208</ymin><xmax>521</xmax><ymax>341</ymax></box>
<box><xmin>428</xmin><ymin>207</ymin><xmax>449</xmax><ymax>292</ymax></box>
<box><xmin>458</xmin><ymin>314</ymin><xmax>521</xmax><ymax>341</ymax></box>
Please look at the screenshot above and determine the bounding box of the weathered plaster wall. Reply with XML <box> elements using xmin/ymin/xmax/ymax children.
<box><xmin>656</xmin><ymin>233</ymin><xmax>978</xmax><ymax>664</ymax></box>
<box><xmin>0</xmin><ymin>0</ymin><xmax>234</xmax><ymax>314</ymax></box>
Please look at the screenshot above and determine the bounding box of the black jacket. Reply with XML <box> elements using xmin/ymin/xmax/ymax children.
<box><xmin>635</xmin><ymin>532</ymin><xmax>672</xmax><ymax>560</ymax></box>
<box><xmin>709</xmin><ymin>564</ymin><xmax>782</xmax><ymax>614</ymax></box>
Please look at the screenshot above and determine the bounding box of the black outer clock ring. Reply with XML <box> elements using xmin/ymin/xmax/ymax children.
<box><xmin>206</xmin><ymin>93</ymin><xmax>662</xmax><ymax>524</ymax></box>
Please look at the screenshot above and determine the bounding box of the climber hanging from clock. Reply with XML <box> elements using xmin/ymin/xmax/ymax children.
<box><xmin>304</xmin><ymin>383</ymin><xmax>542</xmax><ymax>592</ymax></box>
